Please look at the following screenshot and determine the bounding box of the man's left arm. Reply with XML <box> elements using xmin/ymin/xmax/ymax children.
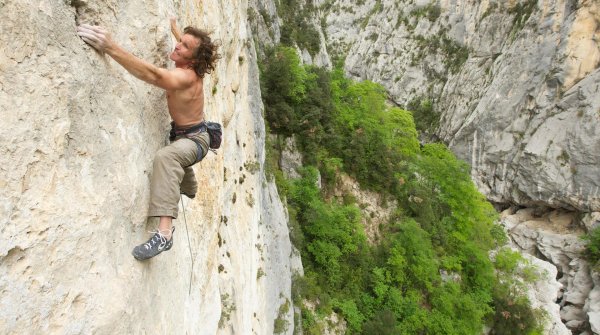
<box><xmin>77</xmin><ymin>24</ymin><xmax>192</xmax><ymax>91</ymax></box>
<box><xmin>170</xmin><ymin>17</ymin><xmax>182</xmax><ymax>42</ymax></box>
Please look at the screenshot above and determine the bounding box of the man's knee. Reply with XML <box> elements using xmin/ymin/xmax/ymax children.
<box><xmin>153</xmin><ymin>149</ymin><xmax>173</xmax><ymax>168</ymax></box>
<box><xmin>154</xmin><ymin>140</ymin><xmax>197</xmax><ymax>167</ymax></box>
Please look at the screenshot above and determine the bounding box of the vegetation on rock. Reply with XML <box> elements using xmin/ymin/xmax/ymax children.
<box><xmin>260</xmin><ymin>46</ymin><xmax>543</xmax><ymax>334</ymax></box>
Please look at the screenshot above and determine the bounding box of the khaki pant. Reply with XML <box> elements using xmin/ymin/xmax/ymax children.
<box><xmin>148</xmin><ymin>131</ymin><xmax>210</xmax><ymax>218</ymax></box>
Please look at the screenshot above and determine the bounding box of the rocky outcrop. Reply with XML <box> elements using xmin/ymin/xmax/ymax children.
<box><xmin>248</xmin><ymin>0</ymin><xmax>281</xmax><ymax>56</ymax></box>
<box><xmin>333</xmin><ymin>174</ymin><xmax>397</xmax><ymax>244</ymax></box>
<box><xmin>519</xmin><ymin>251</ymin><xmax>571</xmax><ymax>335</ymax></box>
<box><xmin>588</xmin><ymin>272</ymin><xmax>600</xmax><ymax>334</ymax></box>
<box><xmin>248</xmin><ymin>0</ymin><xmax>331</xmax><ymax>67</ymax></box>
<box><xmin>0</xmin><ymin>1</ymin><xmax>297</xmax><ymax>334</ymax></box>
<box><xmin>501</xmin><ymin>208</ymin><xmax>597</xmax><ymax>334</ymax></box>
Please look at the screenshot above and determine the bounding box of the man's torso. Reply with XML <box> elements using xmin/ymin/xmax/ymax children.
<box><xmin>167</xmin><ymin>70</ymin><xmax>204</xmax><ymax>127</ymax></box>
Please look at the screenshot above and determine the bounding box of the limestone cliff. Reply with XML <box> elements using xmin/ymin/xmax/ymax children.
<box><xmin>251</xmin><ymin>0</ymin><xmax>600</xmax><ymax>213</ymax></box>
<box><xmin>325</xmin><ymin>0</ymin><xmax>600</xmax><ymax>214</ymax></box>
<box><xmin>0</xmin><ymin>1</ymin><xmax>297</xmax><ymax>334</ymax></box>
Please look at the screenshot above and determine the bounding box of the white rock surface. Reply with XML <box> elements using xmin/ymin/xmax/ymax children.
<box><xmin>279</xmin><ymin>136</ymin><xmax>303</xmax><ymax>180</ymax></box>
<box><xmin>0</xmin><ymin>1</ymin><xmax>298</xmax><ymax>334</ymax></box>
<box><xmin>585</xmin><ymin>272</ymin><xmax>600</xmax><ymax>334</ymax></box>
<box><xmin>521</xmin><ymin>252</ymin><xmax>571</xmax><ymax>335</ymax></box>
<box><xmin>502</xmin><ymin>208</ymin><xmax>597</xmax><ymax>334</ymax></box>
<box><xmin>334</xmin><ymin>174</ymin><xmax>398</xmax><ymax>244</ymax></box>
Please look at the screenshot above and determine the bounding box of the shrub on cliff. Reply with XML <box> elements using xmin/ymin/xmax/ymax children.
<box><xmin>582</xmin><ymin>227</ymin><xmax>600</xmax><ymax>270</ymax></box>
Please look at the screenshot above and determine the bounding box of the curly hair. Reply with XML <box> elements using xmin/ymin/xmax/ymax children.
<box><xmin>183</xmin><ymin>26</ymin><xmax>221</xmax><ymax>78</ymax></box>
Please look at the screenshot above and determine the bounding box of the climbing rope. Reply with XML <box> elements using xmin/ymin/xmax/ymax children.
<box><xmin>181</xmin><ymin>194</ymin><xmax>194</xmax><ymax>295</ymax></box>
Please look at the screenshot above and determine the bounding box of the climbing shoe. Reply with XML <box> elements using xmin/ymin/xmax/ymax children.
<box><xmin>132</xmin><ymin>227</ymin><xmax>175</xmax><ymax>261</ymax></box>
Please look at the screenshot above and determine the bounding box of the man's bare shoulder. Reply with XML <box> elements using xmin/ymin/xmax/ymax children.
<box><xmin>164</xmin><ymin>67</ymin><xmax>199</xmax><ymax>90</ymax></box>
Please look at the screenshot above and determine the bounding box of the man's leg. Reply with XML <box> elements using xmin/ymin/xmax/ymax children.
<box><xmin>132</xmin><ymin>137</ymin><xmax>198</xmax><ymax>260</ymax></box>
<box><xmin>147</xmin><ymin>138</ymin><xmax>197</xmax><ymax>218</ymax></box>
<box><xmin>180</xmin><ymin>166</ymin><xmax>198</xmax><ymax>198</ymax></box>
<box><xmin>180</xmin><ymin>131</ymin><xmax>209</xmax><ymax>198</ymax></box>
<box><xmin>158</xmin><ymin>216</ymin><xmax>173</xmax><ymax>237</ymax></box>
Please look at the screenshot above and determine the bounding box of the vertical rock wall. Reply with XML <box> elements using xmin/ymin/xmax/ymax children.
<box><xmin>0</xmin><ymin>1</ymin><xmax>296</xmax><ymax>334</ymax></box>
<box><xmin>324</xmin><ymin>0</ymin><xmax>600</xmax><ymax>213</ymax></box>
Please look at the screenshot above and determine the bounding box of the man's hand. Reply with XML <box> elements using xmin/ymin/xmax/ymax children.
<box><xmin>77</xmin><ymin>24</ymin><xmax>114</xmax><ymax>52</ymax></box>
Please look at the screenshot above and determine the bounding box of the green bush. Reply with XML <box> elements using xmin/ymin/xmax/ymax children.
<box><xmin>489</xmin><ymin>296</ymin><xmax>544</xmax><ymax>335</ymax></box>
<box><xmin>582</xmin><ymin>226</ymin><xmax>600</xmax><ymax>269</ymax></box>
<box><xmin>361</xmin><ymin>310</ymin><xmax>397</xmax><ymax>334</ymax></box>
<box><xmin>289</xmin><ymin>167</ymin><xmax>368</xmax><ymax>289</ymax></box>
<box><xmin>261</xmin><ymin>47</ymin><xmax>308</xmax><ymax>135</ymax></box>
<box><xmin>276</xmin><ymin>0</ymin><xmax>321</xmax><ymax>55</ymax></box>
<box><xmin>332</xmin><ymin>299</ymin><xmax>364</xmax><ymax>333</ymax></box>
<box><xmin>274</xmin><ymin>299</ymin><xmax>291</xmax><ymax>333</ymax></box>
<box><xmin>488</xmin><ymin>248</ymin><xmax>545</xmax><ymax>334</ymax></box>
<box><xmin>407</xmin><ymin>97</ymin><xmax>437</xmax><ymax>132</ymax></box>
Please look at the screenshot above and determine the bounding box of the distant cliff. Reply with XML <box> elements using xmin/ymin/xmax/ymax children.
<box><xmin>325</xmin><ymin>0</ymin><xmax>600</xmax><ymax>213</ymax></box>
<box><xmin>322</xmin><ymin>1</ymin><xmax>600</xmax><ymax>332</ymax></box>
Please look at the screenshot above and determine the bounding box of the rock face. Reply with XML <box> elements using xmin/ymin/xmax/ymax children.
<box><xmin>324</xmin><ymin>0</ymin><xmax>600</xmax><ymax>213</ymax></box>
<box><xmin>519</xmin><ymin>251</ymin><xmax>571</xmax><ymax>335</ymax></box>
<box><xmin>333</xmin><ymin>174</ymin><xmax>398</xmax><ymax>244</ymax></box>
<box><xmin>588</xmin><ymin>272</ymin><xmax>600</xmax><ymax>334</ymax></box>
<box><xmin>0</xmin><ymin>1</ymin><xmax>297</xmax><ymax>334</ymax></box>
<box><xmin>501</xmin><ymin>208</ymin><xmax>596</xmax><ymax>333</ymax></box>
<box><xmin>248</xmin><ymin>0</ymin><xmax>331</xmax><ymax>67</ymax></box>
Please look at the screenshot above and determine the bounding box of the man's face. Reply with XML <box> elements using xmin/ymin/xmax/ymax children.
<box><xmin>170</xmin><ymin>34</ymin><xmax>200</xmax><ymax>64</ymax></box>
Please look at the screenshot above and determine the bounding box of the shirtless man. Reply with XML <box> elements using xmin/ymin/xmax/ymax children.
<box><xmin>77</xmin><ymin>21</ymin><xmax>220</xmax><ymax>260</ymax></box>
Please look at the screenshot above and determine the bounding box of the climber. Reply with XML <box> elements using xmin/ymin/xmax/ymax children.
<box><xmin>77</xmin><ymin>19</ymin><xmax>220</xmax><ymax>260</ymax></box>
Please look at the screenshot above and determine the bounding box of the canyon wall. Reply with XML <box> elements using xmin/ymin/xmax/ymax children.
<box><xmin>250</xmin><ymin>0</ymin><xmax>600</xmax><ymax>333</ymax></box>
<box><xmin>326</xmin><ymin>0</ymin><xmax>600</xmax><ymax>213</ymax></box>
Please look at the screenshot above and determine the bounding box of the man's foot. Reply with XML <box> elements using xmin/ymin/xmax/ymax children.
<box><xmin>132</xmin><ymin>227</ymin><xmax>175</xmax><ymax>261</ymax></box>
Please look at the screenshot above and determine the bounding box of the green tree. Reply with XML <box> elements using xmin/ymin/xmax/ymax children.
<box><xmin>261</xmin><ymin>46</ymin><xmax>307</xmax><ymax>134</ymax></box>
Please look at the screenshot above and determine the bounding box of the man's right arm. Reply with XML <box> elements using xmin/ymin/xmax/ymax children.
<box><xmin>77</xmin><ymin>24</ymin><xmax>192</xmax><ymax>91</ymax></box>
